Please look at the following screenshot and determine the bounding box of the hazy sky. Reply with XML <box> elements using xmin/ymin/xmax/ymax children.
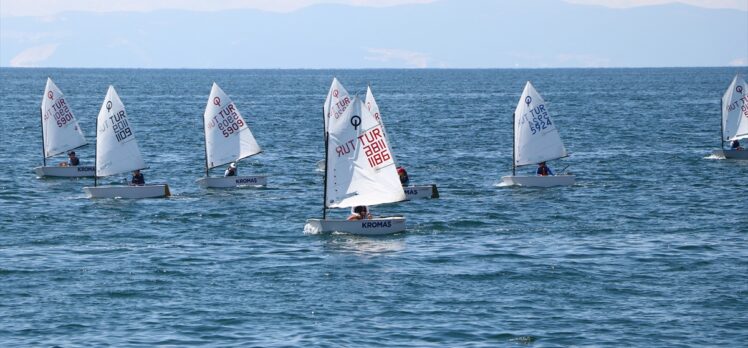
<box><xmin>1</xmin><ymin>0</ymin><xmax>746</xmax><ymax>68</ymax></box>
<box><xmin>1</xmin><ymin>0</ymin><xmax>746</xmax><ymax>16</ymax></box>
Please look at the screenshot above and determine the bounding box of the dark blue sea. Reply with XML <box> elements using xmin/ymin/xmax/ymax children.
<box><xmin>1</xmin><ymin>67</ymin><xmax>747</xmax><ymax>347</ymax></box>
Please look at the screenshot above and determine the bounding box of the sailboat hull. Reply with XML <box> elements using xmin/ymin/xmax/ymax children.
<box><xmin>196</xmin><ymin>175</ymin><xmax>267</xmax><ymax>188</ymax></box>
<box><xmin>501</xmin><ymin>175</ymin><xmax>575</xmax><ymax>187</ymax></box>
<box><xmin>304</xmin><ymin>217</ymin><xmax>406</xmax><ymax>236</ymax></box>
<box><xmin>34</xmin><ymin>166</ymin><xmax>96</xmax><ymax>177</ymax></box>
<box><xmin>712</xmin><ymin>149</ymin><xmax>748</xmax><ymax>159</ymax></box>
<box><xmin>404</xmin><ymin>184</ymin><xmax>439</xmax><ymax>199</ymax></box>
<box><xmin>83</xmin><ymin>184</ymin><xmax>171</xmax><ymax>198</ymax></box>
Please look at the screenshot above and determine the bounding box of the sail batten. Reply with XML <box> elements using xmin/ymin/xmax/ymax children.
<box><xmin>325</xmin><ymin>96</ymin><xmax>405</xmax><ymax>208</ymax></box>
<box><xmin>41</xmin><ymin>78</ymin><xmax>87</xmax><ymax>158</ymax></box>
<box><xmin>203</xmin><ymin>83</ymin><xmax>262</xmax><ymax>170</ymax></box>
<box><xmin>95</xmin><ymin>86</ymin><xmax>147</xmax><ymax>177</ymax></box>
<box><xmin>722</xmin><ymin>74</ymin><xmax>748</xmax><ymax>142</ymax></box>
<box><xmin>513</xmin><ymin>81</ymin><xmax>568</xmax><ymax>166</ymax></box>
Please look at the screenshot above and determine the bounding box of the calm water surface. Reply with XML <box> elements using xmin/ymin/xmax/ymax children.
<box><xmin>1</xmin><ymin>67</ymin><xmax>747</xmax><ymax>346</ymax></box>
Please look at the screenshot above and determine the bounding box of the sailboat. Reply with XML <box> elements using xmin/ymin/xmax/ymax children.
<box><xmin>305</xmin><ymin>96</ymin><xmax>406</xmax><ymax>235</ymax></box>
<box><xmin>82</xmin><ymin>86</ymin><xmax>170</xmax><ymax>198</ymax></box>
<box><xmin>500</xmin><ymin>81</ymin><xmax>575</xmax><ymax>187</ymax></box>
<box><xmin>34</xmin><ymin>77</ymin><xmax>95</xmax><ymax>177</ymax></box>
<box><xmin>712</xmin><ymin>74</ymin><xmax>748</xmax><ymax>160</ymax></box>
<box><xmin>364</xmin><ymin>86</ymin><xmax>439</xmax><ymax>199</ymax></box>
<box><xmin>196</xmin><ymin>83</ymin><xmax>266</xmax><ymax>188</ymax></box>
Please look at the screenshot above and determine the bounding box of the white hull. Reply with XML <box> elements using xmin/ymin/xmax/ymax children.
<box><xmin>196</xmin><ymin>175</ymin><xmax>267</xmax><ymax>188</ymax></box>
<box><xmin>500</xmin><ymin>175</ymin><xmax>575</xmax><ymax>187</ymax></box>
<box><xmin>83</xmin><ymin>184</ymin><xmax>171</xmax><ymax>198</ymax></box>
<box><xmin>304</xmin><ymin>217</ymin><xmax>406</xmax><ymax>236</ymax></box>
<box><xmin>403</xmin><ymin>184</ymin><xmax>439</xmax><ymax>199</ymax></box>
<box><xmin>34</xmin><ymin>165</ymin><xmax>96</xmax><ymax>177</ymax></box>
<box><xmin>712</xmin><ymin>149</ymin><xmax>748</xmax><ymax>160</ymax></box>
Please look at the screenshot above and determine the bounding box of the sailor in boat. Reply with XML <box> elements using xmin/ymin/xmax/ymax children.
<box><xmin>224</xmin><ymin>162</ymin><xmax>237</xmax><ymax>177</ymax></box>
<box><xmin>397</xmin><ymin>167</ymin><xmax>409</xmax><ymax>185</ymax></box>
<box><xmin>347</xmin><ymin>206</ymin><xmax>372</xmax><ymax>221</ymax></box>
<box><xmin>131</xmin><ymin>169</ymin><xmax>145</xmax><ymax>186</ymax></box>
<box><xmin>537</xmin><ymin>162</ymin><xmax>554</xmax><ymax>176</ymax></box>
<box><xmin>731</xmin><ymin>140</ymin><xmax>744</xmax><ymax>150</ymax></box>
<box><xmin>59</xmin><ymin>151</ymin><xmax>80</xmax><ymax>167</ymax></box>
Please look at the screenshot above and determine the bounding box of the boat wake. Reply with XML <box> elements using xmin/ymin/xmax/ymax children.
<box><xmin>303</xmin><ymin>222</ymin><xmax>321</xmax><ymax>235</ymax></box>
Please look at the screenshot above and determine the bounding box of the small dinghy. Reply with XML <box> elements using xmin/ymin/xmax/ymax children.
<box><xmin>500</xmin><ymin>81</ymin><xmax>575</xmax><ymax>187</ymax></box>
<box><xmin>305</xmin><ymin>96</ymin><xmax>406</xmax><ymax>236</ymax></box>
<box><xmin>195</xmin><ymin>83</ymin><xmax>267</xmax><ymax>188</ymax></box>
<box><xmin>712</xmin><ymin>74</ymin><xmax>748</xmax><ymax>160</ymax></box>
<box><xmin>365</xmin><ymin>86</ymin><xmax>439</xmax><ymax>199</ymax></box>
<box><xmin>34</xmin><ymin>78</ymin><xmax>95</xmax><ymax>177</ymax></box>
<box><xmin>82</xmin><ymin>86</ymin><xmax>170</xmax><ymax>199</ymax></box>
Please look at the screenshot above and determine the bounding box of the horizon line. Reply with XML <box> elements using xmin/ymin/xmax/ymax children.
<box><xmin>2</xmin><ymin>65</ymin><xmax>747</xmax><ymax>70</ymax></box>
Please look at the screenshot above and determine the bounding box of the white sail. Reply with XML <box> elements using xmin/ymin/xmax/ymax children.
<box><xmin>323</xmin><ymin>77</ymin><xmax>352</xmax><ymax>131</ymax></box>
<box><xmin>203</xmin><ymin>83</ymin><xmax>262</xmax><ymax>169</ymax></box>
<box><xmin>325</xmin><ymin>96</ymin><xmax>405</xmax><ymax>208</ymax></box>
<box><xmin>364</xmin><ymin>86</ymin><xmax>391</xmax><ymax>138</ymax></box>
<box><xmin>41</xmin><ymin>77</ymin><xmax>87</xmax><ymax>158</ymax></box>
<box><xmin>722</xmin><ymin>74</ymin><xmax>748</xmax><ymax>142</ymax></box>
<box><xmin>513</xmin><ymin>81</ymin><xmax>568</xmax><ymax>167</ymax></box>
<box><xmin>364</xmin><ymin>86</ymin><xmax>382</xmax><ymax>123</ymax></box>
<box><xmin>365</xmin><ymin>86</ymin><xmax>401</xmax><ymax>166</ymax></box>
<box><xmin>95</xmin><ymin>86</ymin><xmax>146</xmax><ymax>177</ymax></box>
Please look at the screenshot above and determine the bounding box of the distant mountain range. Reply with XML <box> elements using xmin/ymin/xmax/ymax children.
<box><xmin>1</xmin><ymin>0</ymin><xmax>746</xmax><ymax>68</ymax></box>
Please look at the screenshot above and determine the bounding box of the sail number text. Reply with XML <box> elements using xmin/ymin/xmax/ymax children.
<box><xmin>726</xmin><ymin>94</ymin><xmax>748</xmax><ymax>119</ymax></box>
<box><xmin>526</xmin><ymin>103</ymin><xmax>552</xmax><ymax>135</ymax></box>
<box><xmin>207</xmin><ymin>103</ymin><xmax>245</xmax><ymax>138</ymax></box>
<box><xmin>44</xmin><ymin>98</ymin><xmax>74</xmax><ymax>128</ymax></box>
<box><xmin>334</xmin><ymin>126</ymin><xmax>392</xmax><ymax>169</ymax></box>
<box><xmin>109</xmin><ymin>111</ymin><xmax>133</xmax><ymax>142</ymax></box>
<box><xmin>328</xmin><ymin>96</ymin><xmax>351</xmax><ymax>120</ymax></box>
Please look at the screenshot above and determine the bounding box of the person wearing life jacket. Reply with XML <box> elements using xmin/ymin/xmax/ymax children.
<box><xmin>224</xmin><ymin>162</ymin><xmax>237</xmax><ymax>177</ymax></box>
<box><xmin>537</xmin><ymin>162</ymin><xmax>554</xmax><ymax>176</ymax></box>
<box><xmin>60</xmin><ymin>151</ymin><xmax>80</xmax><ymax>166</ymax></box>
<box><xmin>131</xmin><ymin>169</ymin><xmax>145</xmax><ymax>186</ymax></box>
<box><xmin>397</xmin><ymin>166</ymin><xmax>409</xmax><ymax>185</ymax></box>
<box><xmin>731</xmin><ymin>140</ymin><xmax>744</xmax><ymax>150</ymax></box>
<box><xmin>347</xmin><ymin>205</ymin><xmax>372</xmax><ymax>221</ymax></box>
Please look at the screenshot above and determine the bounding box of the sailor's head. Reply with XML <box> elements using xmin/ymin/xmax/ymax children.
<box><xmin>229</xmin><ymin>162</ymin><xmax>237</xmax><ymax>169</ymax></box>
<box><xmin>353</xmin><ymin>205</ymin><xmax>368</xmax><ymax>214</ymax></box>
<box><xmin>133</xmin><ymin>169</ymin><xmax>140</xmax><ymax>175</ymax></box>
<box><xmin>538</xmin><ymin>162</ymin><xmax>546</xmax><ymax>167</ymax></box>
<box><xmin>68</xmin><ymin>151</ymin><xmax>75</xmax><ymax>157</ymax></box>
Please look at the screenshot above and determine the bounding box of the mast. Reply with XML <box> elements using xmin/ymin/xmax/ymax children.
<box><xmin>720</xmin><ymin>98</ymin><xmax>725</xmax><ymax>149</ymax></box>
<box><xmin>40</xmin><ymin>105</ymin><xmax>46</xmax><ymax>166</ymax></box>
<box><xmin>322</xmin><ymin>105</ymin><xmax>328</xmax><ymax>220</ymax></box>
<box><xmin>203</xmin><ymin>89</ymin><xmax>210</xmax><ymax>178</ymax></box>
<box><xmin>511</xmin><ymin>112</ymin><xmax>516</xmax><ymax>176</ymax></box>
<box><xmin>94</xmin><ymin>137</ymin><xmax>97</xmax><ymax>187</ymax></box>
<box><xmin>95</xmin><ymin>94</ymin><xmax>105</xmax><ymax>188</ymax></box>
